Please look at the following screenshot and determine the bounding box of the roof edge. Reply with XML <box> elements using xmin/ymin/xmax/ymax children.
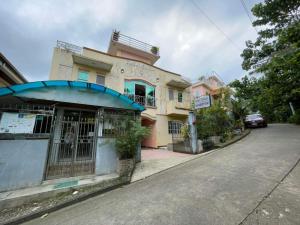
<box><xmin>0</xmin><ymin>80</ymin><xmax>145</xmax><ymax>111</ymax></box>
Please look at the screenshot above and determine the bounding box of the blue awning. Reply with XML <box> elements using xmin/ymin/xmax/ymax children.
<box><xmin>0</xmin><ymin>80</ymin><xmax>145</xmax><ymax>111</ymax></box>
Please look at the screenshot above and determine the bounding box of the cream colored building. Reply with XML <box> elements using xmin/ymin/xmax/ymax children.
<box><xmin>49</xmin><ymin>31</ymin><xmax>191</xmax><ymax>148</ymax></box>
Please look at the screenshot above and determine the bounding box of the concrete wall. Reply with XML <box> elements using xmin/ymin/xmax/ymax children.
<box><xmin>95</xmin><ymin>138</ymin><xmax>118</xmax><ymax>175</ymax></box>
<box><xmin>0</xmin><ymin>139</ymin><xmax>49</xmax><ymax>192</ymax></box>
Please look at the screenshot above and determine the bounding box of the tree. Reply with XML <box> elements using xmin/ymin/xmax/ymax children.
<box><xmin>233</xmin><ymin>0</ymin><xmax>300</xmax><ymax>122</ymax></box>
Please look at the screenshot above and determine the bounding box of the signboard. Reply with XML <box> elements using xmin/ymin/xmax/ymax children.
<box><xmin>194</xmin><ymin>95</ymin><xmax>211</xmax><ymax>109</ymax></box>
<box><xmin>0</xmin><ymin>112</ymin><xmax>36</xmax><ymax>134</ymax></box>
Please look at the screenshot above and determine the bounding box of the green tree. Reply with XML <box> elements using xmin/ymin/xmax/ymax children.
<box><xmin>232</xmin><ymin>0</ymin><xmax>300</xmax><ymax>122</ymax></box>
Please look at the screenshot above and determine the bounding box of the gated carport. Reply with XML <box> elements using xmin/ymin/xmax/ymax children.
<box><xmin>0</xmin><ymin>80</ymin><xmax>144</xmax><ymax>192</ymax></box>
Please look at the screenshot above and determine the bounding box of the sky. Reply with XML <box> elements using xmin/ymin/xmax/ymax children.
<box><xmin>0</xmin><ymin>0</ymin><xmax>262</xmax><ymax>84</ymax></box>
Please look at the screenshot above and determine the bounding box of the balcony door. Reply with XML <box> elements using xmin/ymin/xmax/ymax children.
<box><xmin>135</xmin><ymin>84</ymin><xmax>146</xmax><ymax>105</ymax></box>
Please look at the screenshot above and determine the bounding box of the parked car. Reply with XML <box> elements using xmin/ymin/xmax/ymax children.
<box><xmin>244</xmin><ymin>114</ymin><xmax>267</xmax><ymax>128</ymax></box>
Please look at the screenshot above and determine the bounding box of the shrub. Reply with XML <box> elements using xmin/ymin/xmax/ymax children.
<box><xmin>288</xmin><ymin>110</ymin><xmax>300</xmax><ymax>125</ymax></box>
<box><xmin>196</xmin><ymin>102</ymin><xmax>233</xmax><ymax>140</ymax></box>
<box><xmin>115</xmin><ymin>120</ymin><xmax>150</xmax><ymax>159</ymax></box>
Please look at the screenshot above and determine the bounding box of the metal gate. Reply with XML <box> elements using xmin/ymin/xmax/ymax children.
<box><xmin>45</xmin><ymin>110</ymin><xmax>97</xmax><ymax>179</ymax></box>
<box><xmin>172</xmin><ymin>122</ymin><xmax>192</xmax><ymax>153</ymax></box>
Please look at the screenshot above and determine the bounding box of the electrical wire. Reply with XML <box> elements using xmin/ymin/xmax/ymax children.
<box><xmin>239</xmin><ymin>0</ymin><xmax>258</xmax><ymax>33</ymax></box>
<box><xmin>190</xmin><ymin>0</ymin><xmax>242</xmax><ymax>52</ymax></box>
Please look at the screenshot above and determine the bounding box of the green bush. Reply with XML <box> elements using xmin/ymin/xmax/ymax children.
<box><xmin>115</xmin><ymin>120</ymin><xmax>150</xmax><ymax>159</ymax></box>
<box><xmin>196</xmin><ymin>102</ymin><xmax>233</xmax><ymax>140</ymax></box>
<box><xmin>288</xmin><ymin>111</ymin><xmax>300</xmax><ymax>125</ymax></box>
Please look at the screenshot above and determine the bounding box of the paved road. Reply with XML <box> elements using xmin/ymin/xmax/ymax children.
<box><xmin>25</xmin><ymin>124</ymin><xmax>300</xmax><ymax>225</ymax></box>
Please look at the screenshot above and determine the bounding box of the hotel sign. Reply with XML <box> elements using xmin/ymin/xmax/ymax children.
<box><xmin>194</xmin><ymin>95</ymin><xmax>211</xmax><ymax>109</ymax></box>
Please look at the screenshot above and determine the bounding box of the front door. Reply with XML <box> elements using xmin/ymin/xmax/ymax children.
<box><xmin>45</xmin><ymin>110</ymin><xmax>97</xmax><ymax>179</ymax></box>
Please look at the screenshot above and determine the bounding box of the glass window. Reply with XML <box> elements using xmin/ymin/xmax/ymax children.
<box><xmin>169</xmin><ymin>89</ymin><xmax>174</xmax><ymax>100</ymax></box>
<box><xmin>178</xmin><ymin>92</ymin><xmax>183</xmax><ymax>102</ymax></box>
<box><xmin>96</xmin><ymin>75</ymin><xmax>105</xmax><ymax>85</ymax></box>
<box><xmin>77</xmin><ymin>70</ymin><xmax>89</xmax><ymax>82</ymax></box>
<box><xmin>168</xmin><ymin>121</ymin><xmax>183</xmax><ymax>134</ymax></box>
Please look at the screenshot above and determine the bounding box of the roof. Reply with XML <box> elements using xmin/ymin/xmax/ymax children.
<box><xmin>0</xmin><ymin>52</ymin><xmax>28</xmax><ymax>84</ymax></box>
<box><xmin>0</xmin><ymin>80</ymin><xmax>145</xmax><ymax>111</ymax></box>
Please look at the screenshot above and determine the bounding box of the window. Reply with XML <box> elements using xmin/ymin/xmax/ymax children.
<box><xmin>96</xmin><ymin>75</ymin><xmax>105</xmax><ymax>85</ymax></box>
<box><xmin>178</xmin><ymin>92</ymin><xmax>183</xmax><ymax>103</ymax></box>
<box><xmin>169</xmin><ymin>89</ymin><xmax>174</xmax><ymax>100</ymax></box>
<box><xmin>168</xmin><ymin>121</ymin><xmax>183</xmax><ymax>134</ymax></box>
<box><xmin>124</xmin><ymin>80</ymin><xmax>156</xmax><ymax>107</ymax></box>
<box><xmin>77</xmin><ymin>70</ymin><xmax>89</xmax><ymax>82</ymax></box>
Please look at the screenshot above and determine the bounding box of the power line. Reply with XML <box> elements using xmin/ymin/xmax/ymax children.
<box><xmin>239</xmin><ymin>0</ymin><xmax>258</xmax><ymax>33</ymax></box>
<box><xmin>190</xmin><ymin>0</ymin><xmax>242</xmax><ymax>52</ymax></box>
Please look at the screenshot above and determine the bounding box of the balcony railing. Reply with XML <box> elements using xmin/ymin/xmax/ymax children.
<box><xmin>57</xmin><ymin>40</ymin><xmax>82</xmax><ymax>54</ymax></box>
<box><xmin>111</xmin><ymin>31</ymin><xmax>159</xmax><ymax>56</ymax></box>
<box><xmin>124</xmin><ymin>94</ymin><xmax>156</xmax><ymax>108</ymax></box>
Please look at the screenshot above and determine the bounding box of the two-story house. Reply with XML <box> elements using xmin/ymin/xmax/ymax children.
<box><xmin>191</xmin><ymin>73</ymin><xmax>225</xmax><ymax>103</ymax></box>
<box><xmin>49</xmin><ymin>31</ymin><xmax>191</xmax><ymax>148</ymax></box>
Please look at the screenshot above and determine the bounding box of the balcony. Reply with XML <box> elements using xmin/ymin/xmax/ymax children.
<box><xmin>107</xmin><ymin>31</ymin><xmax>160</xmax><ymax>65</ymax></box>
<box><xmin>125</xmin><ymin>94</ymin><xmax>156</xmax><ymax>108</ymax></box>
<box><xmin>166</xmin><ymin>99</ymin><xmax>191</xmax><ymax>116</ymax></box>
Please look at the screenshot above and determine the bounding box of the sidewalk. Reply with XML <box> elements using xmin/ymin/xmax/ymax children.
<box><xmin>132</xmin><ymin>149</ymin><xmax>204</xmax><ymax>182</ymax></box>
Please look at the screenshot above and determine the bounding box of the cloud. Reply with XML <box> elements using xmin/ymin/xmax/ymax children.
<box><xmin>0</xmin><ymin>0</ymin><xmax>260</xmax><ymax>83</ymax></box>
<box><xmin>125</xmin><ymin>1</ymin><xmax>258</xmax><ymax>83</ymax></box>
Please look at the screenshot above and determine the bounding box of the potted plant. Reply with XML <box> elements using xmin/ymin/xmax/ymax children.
<box><xmin>115</xmin><ymin>120</ymin><xmax>150</xmax><ymax>177</ymax></box>
<box><xmin>151</xmin><ymin>46</ymin><xmax>159</xmax><ymax>55</ymax></box>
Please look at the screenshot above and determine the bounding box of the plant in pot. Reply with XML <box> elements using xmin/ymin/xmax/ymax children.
<box><xmin>115</xmin><ymin>120</ymin><xmax>150</xmax><ymax>177</ymax></box>
<box><xmin>151</xmin><ymin>46</ymin><xmax>159</xmax><ymax>55</ymax></box>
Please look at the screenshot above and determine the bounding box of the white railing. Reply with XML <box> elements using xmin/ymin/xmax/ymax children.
<box><xmin>57</xmin><ymin>40</ymin><xmax>82</xmax><ymax>54</ymax></box>
<box><xmin>124</xmin><ymin>94</ymin><xmax>156</xmax><ymax>107</ymax></box>
<box><xmin>111</xmin><ymin>31</ymin><xmax>159</xmax><ymax>56</ymax></box>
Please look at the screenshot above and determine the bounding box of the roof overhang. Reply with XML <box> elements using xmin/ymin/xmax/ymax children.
<box><xmin>0</xmin><ymin>80</ymin><xmax>145</xmax><ymax>111</ymax></box>
<box><xmin>72</xmin><ymin>54</ymin><xmax>112</xmax><ymax>72</ymax></box>
<box><xmin>166</xmin><ymin>79</ymin><xmax>191</xmax><ymax>89</ymax></box>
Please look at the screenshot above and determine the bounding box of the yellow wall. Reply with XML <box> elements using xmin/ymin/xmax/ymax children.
<box><xmin>49</xmin><ymin>47</ymin><xmax>191</xmax><ymax>147</ymax></box>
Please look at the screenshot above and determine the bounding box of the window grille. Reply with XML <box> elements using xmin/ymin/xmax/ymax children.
<box><xmin>168</xmin><ymin>121</ymin><xmax>183</xmax><ymax>134</ymax></box>
<box><xmin>0</xmin><ymin>104</ymin><xmax>55</xmax><ymax>139</ymax></box>
<box><xmin>178</xmin><ymin>92</ymin><xmax>183</xmax><ymax>103</ymax></box>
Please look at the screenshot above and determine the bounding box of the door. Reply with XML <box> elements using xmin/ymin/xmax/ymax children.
<box><xmin>135</xmin><ymin>84</ymin><xmax>146</xmax><ymax>105</ymax></box>
<box><xmin>45</xmin><ymin>110</ymin><xmax>97</xmax><ymax>179</ymax></box>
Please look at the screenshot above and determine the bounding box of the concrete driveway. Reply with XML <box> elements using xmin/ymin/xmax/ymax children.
<box><xmin>24</xmin><ymin>124</ymin><xmax>300</xmax><ymax>225</ymax></box>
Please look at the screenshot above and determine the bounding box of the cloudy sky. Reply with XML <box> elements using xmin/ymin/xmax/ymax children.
<box><xmin>0</xmin><ymin>0</ymin><xmax>261</xmax><ymax>83</ymax></box>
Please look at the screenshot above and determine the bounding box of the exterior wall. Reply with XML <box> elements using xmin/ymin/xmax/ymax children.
<box><xmin>116</xmin><ymin>50</ymin><xmax>152</xmax><ymax>65</ymax></box>
<box><xmin>155</xmin><ymin>114</ymin><xmax>188</xmax><ymax>147</ymax></box>
<box><xmin>49</xmin><ymin>47</ymin><xmax>191</xmax><ymax>147</ymax></box>
<box><xmin>0</xmin><ymin>139</ymin><xmax>49</xmax><ymax>192</ymax></box>
<box><xmin>141</xmin><ymin>119</ymin><xmax>156</xmax><ymax>148</ymax></box>
<box><xmin>95</xmin><ymin>138</ymin><xmax>118</xmax><ymax>175</ymax></box>
<box><xmin>192</xmin><ymin>85</ymin><xmax>211</xmax><ymax>97</ymax></box>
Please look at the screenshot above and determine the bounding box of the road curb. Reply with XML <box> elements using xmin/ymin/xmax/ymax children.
<box><xmin>2</xmin><ymin>177</ymin><xmax>131</xmax><ymax>225</ymax></box>
<box><xmin>216</xmin><ymin>129</ymin><xmax>251</xmax><ymax>148</ymax></box>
